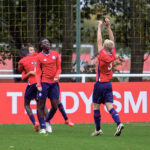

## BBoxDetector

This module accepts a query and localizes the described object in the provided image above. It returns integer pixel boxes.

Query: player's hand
[37,86,42,91]
[54,78,58,81]
[54,75,59,81]
[54,77,59,81]
[29,71,35,75]
[104,18,110,27]
[98,20,103,28]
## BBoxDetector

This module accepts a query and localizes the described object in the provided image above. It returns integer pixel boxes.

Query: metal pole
[76,0,81,78]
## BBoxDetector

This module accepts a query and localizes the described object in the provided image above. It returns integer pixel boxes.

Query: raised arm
[97,20,103,52]
[104,18,114,42]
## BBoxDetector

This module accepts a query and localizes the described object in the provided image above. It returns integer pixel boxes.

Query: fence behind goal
[0,0,150,82]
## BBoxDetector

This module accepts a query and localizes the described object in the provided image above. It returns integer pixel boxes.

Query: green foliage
[81,0,150,53]
[0,0,150,79]
[0,0,75,75]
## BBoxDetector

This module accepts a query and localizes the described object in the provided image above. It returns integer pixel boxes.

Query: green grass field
[0,123,150,150]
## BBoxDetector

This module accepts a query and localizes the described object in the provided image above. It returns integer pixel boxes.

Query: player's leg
[45,98,58,133]
[37,98,46,133]
[36,100,48,120]
[24,84,39,131]
[46,99,58,121]
[105,102,124,136]
[44,105,49,118]
[58,100,74,126]
[45,83,60,133]
[91,103,103,136]
[24,99,36,125]
[37,83,48,134]
[104,82,124,136]
[105,102,121,125]
[91,82,103,136]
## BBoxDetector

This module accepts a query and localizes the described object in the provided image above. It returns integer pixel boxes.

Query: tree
[0,0,75,80]
[0,0,38,81]
[61,0,75,74]
[82,0,150,81]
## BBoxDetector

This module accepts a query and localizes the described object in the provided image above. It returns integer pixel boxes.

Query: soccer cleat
[114,123,124,136]
[46,122,52,133]
[34,122,39,132]
[91,129,103,136]
[39,129,46,134]
[65,120,74,127]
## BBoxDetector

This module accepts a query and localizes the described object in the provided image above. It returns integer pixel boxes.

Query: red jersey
[96,48,115,82]
[36,50,61,87]
[18,53,38,85]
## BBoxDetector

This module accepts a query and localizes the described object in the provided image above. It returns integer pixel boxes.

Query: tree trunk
[13,0,38,82]
[61,0,74,75]
[27,0,38,45]
[129,0,144,82]
[36,0,47,39]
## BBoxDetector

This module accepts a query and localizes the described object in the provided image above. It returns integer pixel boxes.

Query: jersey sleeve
[22,71,28,80]
[35,55,42,87]
[18,59,24,73]
[54,52,61,79]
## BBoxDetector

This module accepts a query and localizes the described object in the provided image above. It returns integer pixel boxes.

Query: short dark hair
[39,38,50,52]
[27,43,36,52]
[19,46,28,58]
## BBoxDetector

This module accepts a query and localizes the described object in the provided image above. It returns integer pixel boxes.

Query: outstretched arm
[97,20,103,52]
[104,18,114,42]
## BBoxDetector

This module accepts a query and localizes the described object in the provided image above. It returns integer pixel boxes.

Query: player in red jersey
[18,44,39,132]
[36,38,74,134]
[91,18,124,136]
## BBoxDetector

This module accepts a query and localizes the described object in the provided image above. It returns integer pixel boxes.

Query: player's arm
[22,71,28,80]
[54,53,61,81]
[97,20,103,52]
[104,18,115,60]
[104,18,114,42]
[35,56,42,90]
[22,71,35,80]
[18,60,24,73]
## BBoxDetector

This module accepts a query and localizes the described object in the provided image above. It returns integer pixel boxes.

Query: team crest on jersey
[52,56,56,60]
[32,61,37,66]
[43,58,47,61]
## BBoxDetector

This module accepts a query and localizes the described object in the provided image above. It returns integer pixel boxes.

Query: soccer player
[36,38,74,134]
[38,38,74,127]
[18,44,39,132]
[91,18,124,136]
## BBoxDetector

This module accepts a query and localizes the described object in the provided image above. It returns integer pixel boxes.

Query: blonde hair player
[91,18,124,136]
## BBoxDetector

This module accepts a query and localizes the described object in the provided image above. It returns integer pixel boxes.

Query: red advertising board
[0,82,150,124]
